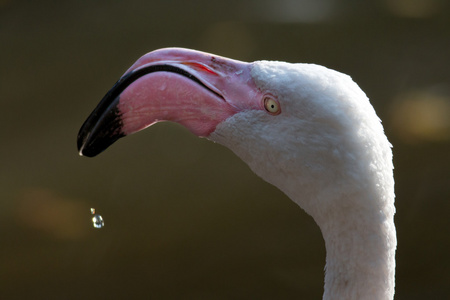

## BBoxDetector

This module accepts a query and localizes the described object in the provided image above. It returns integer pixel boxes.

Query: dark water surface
[1,0,449,299]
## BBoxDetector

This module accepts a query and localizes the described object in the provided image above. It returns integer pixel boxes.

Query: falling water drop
[90,208,104,228]
[92,214,104,228]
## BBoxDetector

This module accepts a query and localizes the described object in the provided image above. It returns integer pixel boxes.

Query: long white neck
[211,114,396,299]
[270,175,396,300]
[315,192,396,300]
[277,141,396,300]
[211,116,396,299]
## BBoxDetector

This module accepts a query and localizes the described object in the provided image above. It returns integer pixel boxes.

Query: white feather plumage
[210,61,396,300]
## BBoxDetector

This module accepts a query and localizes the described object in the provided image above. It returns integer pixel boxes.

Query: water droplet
[90,208,96,215]
[92,214,104,229]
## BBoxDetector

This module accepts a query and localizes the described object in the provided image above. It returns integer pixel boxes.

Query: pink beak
[77,48,264,157]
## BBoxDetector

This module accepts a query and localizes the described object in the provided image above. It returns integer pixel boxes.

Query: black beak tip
[77,67,147,158]
[77,140,96,158]
[77,100,125,158]
[77,127,124,158]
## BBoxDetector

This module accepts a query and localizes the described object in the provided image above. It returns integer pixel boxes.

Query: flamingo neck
[315,194,396,300]
[210,115,396,299]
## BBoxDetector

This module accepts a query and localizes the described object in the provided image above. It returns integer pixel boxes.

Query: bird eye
[264,96,281,115]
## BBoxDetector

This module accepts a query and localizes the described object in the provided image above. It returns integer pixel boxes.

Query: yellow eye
[264,96,281,115]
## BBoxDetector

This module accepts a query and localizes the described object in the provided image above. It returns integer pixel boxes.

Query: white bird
[78,48,396,300]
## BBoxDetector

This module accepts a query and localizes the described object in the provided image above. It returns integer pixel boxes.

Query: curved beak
[77,48,263,157]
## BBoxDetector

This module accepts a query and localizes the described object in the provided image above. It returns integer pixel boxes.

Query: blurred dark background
[1,0,449,299]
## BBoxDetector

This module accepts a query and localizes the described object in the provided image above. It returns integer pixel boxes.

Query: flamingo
[78,48,396,300]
